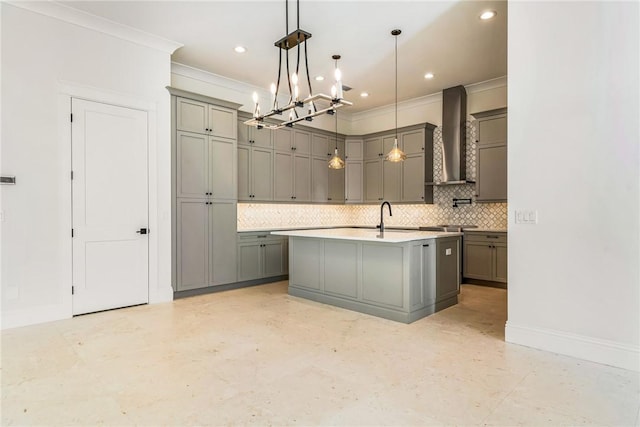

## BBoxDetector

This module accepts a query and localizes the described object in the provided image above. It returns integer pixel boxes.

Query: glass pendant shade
[386,138,406,162]
[328,148,345,169]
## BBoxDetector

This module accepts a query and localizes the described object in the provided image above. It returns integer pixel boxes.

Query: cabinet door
[273,151,294,201]
[364,159,383,202]
[478,115,507,146]
[209,137,236,200]
[273,128,293,152]
[252,148,274,201]
[345,138,363,160]
[383,160,402,202]
[436,238,460,302]
[237,120,251,146]
[176,131,208,198]
[293,130,311,155]
[328,167,345,203]
[252,127,272,148]
[382,135,396,156]
[312,133,330,158]
[237,242,262,281]
[476,144,507,201]
[294,154,311,201]
[463,241,493,280]
[208,105,236,140]
[177,199,209,291]
[237,145,251,201]
[345,161,363,203]
[263,241,285,277]
[402,154,425,202]
[402,129,425,155]
[311,157,329,202]
[176,98,207,134]
[364,137,382,159]
[209,202,237,286]
[493,243,508,283]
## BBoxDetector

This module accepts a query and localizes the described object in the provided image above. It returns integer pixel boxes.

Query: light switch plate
[515,210,538,224]
[445,248,452,255]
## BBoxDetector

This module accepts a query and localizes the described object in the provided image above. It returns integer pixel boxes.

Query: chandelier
[244,0,352,130]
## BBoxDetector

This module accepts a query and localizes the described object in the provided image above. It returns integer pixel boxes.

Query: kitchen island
[271,228,462,323]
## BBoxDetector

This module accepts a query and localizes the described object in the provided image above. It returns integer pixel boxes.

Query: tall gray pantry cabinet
[170,88,242,292]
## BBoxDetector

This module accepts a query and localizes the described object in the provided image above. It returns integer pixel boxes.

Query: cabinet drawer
[237,232,286,243]
[464,232,507,244]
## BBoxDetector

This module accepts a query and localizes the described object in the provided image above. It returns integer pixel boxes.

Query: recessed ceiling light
[315,76,324,81]
[480,10,497,20]
[234,46,247,53]
[360,92,369,98]
[424,72,434,79]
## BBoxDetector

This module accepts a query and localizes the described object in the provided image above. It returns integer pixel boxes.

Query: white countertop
[270,227,461,243]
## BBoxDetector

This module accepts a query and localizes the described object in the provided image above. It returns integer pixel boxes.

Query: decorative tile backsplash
[238,120,507,231]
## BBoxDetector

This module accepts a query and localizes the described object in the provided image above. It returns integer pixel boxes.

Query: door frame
[58,81,164,318]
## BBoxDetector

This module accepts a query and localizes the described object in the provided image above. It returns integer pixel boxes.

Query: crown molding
[6,1,183,54]
[351,75,507,124]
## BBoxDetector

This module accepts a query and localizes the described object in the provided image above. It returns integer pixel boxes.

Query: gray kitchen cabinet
[463,231,507,284]
[402,154,425,202]
[436,237,461,302]
[364,135,395,159]
[177,131,236,200]
[176,97,236,140]
[312,133,330,158]
[237,232,288,281]
[311,157,329,202]
[328,165,345,203]
[364,159,383,202]
[238,145,273,201]
[345,138,363,160]
[177,199,237,291]
[383,160,402,202]
[345,160,363,203]
[293,130,311,155]
[401,129,426,155]
[274,151,311,201]
[273,128,293,152]
[473,108,507,202]
[238,119,272,148]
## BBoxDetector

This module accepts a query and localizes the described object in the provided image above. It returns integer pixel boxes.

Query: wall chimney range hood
[426,85,475,186]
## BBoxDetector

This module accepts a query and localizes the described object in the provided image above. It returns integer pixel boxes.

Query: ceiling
[60,1,507,113]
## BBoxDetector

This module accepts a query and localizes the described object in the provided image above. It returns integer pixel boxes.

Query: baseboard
[505,321,640,372]
[173,275,288,299]
[462,278,507,289]
[1,303,71,330]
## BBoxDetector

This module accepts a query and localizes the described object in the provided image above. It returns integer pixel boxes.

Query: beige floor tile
[2,282,638,426]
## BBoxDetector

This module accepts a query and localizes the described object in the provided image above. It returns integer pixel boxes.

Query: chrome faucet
[379,201,392,234]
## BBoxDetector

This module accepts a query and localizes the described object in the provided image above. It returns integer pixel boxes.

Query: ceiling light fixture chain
[386,29,407,163]
[244,0,352,130]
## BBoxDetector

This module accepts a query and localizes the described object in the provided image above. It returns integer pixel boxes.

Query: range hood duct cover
[439,85,473,185]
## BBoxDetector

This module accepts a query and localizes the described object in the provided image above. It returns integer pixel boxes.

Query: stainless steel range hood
[426,85,475,186]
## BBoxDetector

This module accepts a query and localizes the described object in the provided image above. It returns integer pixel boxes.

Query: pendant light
[328,54,345,169]
[385,29,407,162]
[328,108,345,169]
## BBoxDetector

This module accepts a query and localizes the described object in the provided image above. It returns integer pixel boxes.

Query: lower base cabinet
[237,232,288,281]
[176,200,237,291]
[463,231,507,283]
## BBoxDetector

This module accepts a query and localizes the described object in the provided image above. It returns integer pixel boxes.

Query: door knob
[136,228,148,235]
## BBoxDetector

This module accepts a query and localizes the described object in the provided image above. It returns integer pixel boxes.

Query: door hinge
[71,229,74,237]
[70,113,73,123]
[71,286,75,295]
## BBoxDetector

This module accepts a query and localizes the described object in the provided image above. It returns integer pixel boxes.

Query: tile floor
[2,282,639,426]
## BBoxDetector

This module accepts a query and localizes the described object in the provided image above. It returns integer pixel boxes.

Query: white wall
[1,4,176,328]
[506,1,639,371]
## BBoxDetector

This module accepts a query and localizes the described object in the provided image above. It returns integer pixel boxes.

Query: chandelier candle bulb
[270,83,277,109]
[252,92,260,118]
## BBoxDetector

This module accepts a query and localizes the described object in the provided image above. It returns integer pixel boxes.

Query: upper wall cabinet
[177,97,236,140]
[473,108,507,202]
[238,119,272,148]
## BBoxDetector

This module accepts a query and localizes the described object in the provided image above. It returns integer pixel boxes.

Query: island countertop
[271,227,461,243]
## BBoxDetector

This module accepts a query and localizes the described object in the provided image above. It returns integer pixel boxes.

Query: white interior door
[72,98,149,315]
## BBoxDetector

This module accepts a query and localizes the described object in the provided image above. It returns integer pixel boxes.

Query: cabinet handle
[257,235,267,238]
[422,244,429,247]
[486,236,499,239]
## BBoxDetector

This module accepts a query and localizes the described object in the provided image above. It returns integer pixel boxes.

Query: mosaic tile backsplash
[238,120,507,231]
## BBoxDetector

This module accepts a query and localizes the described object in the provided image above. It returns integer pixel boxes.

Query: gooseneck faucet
[379,201,392,234]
